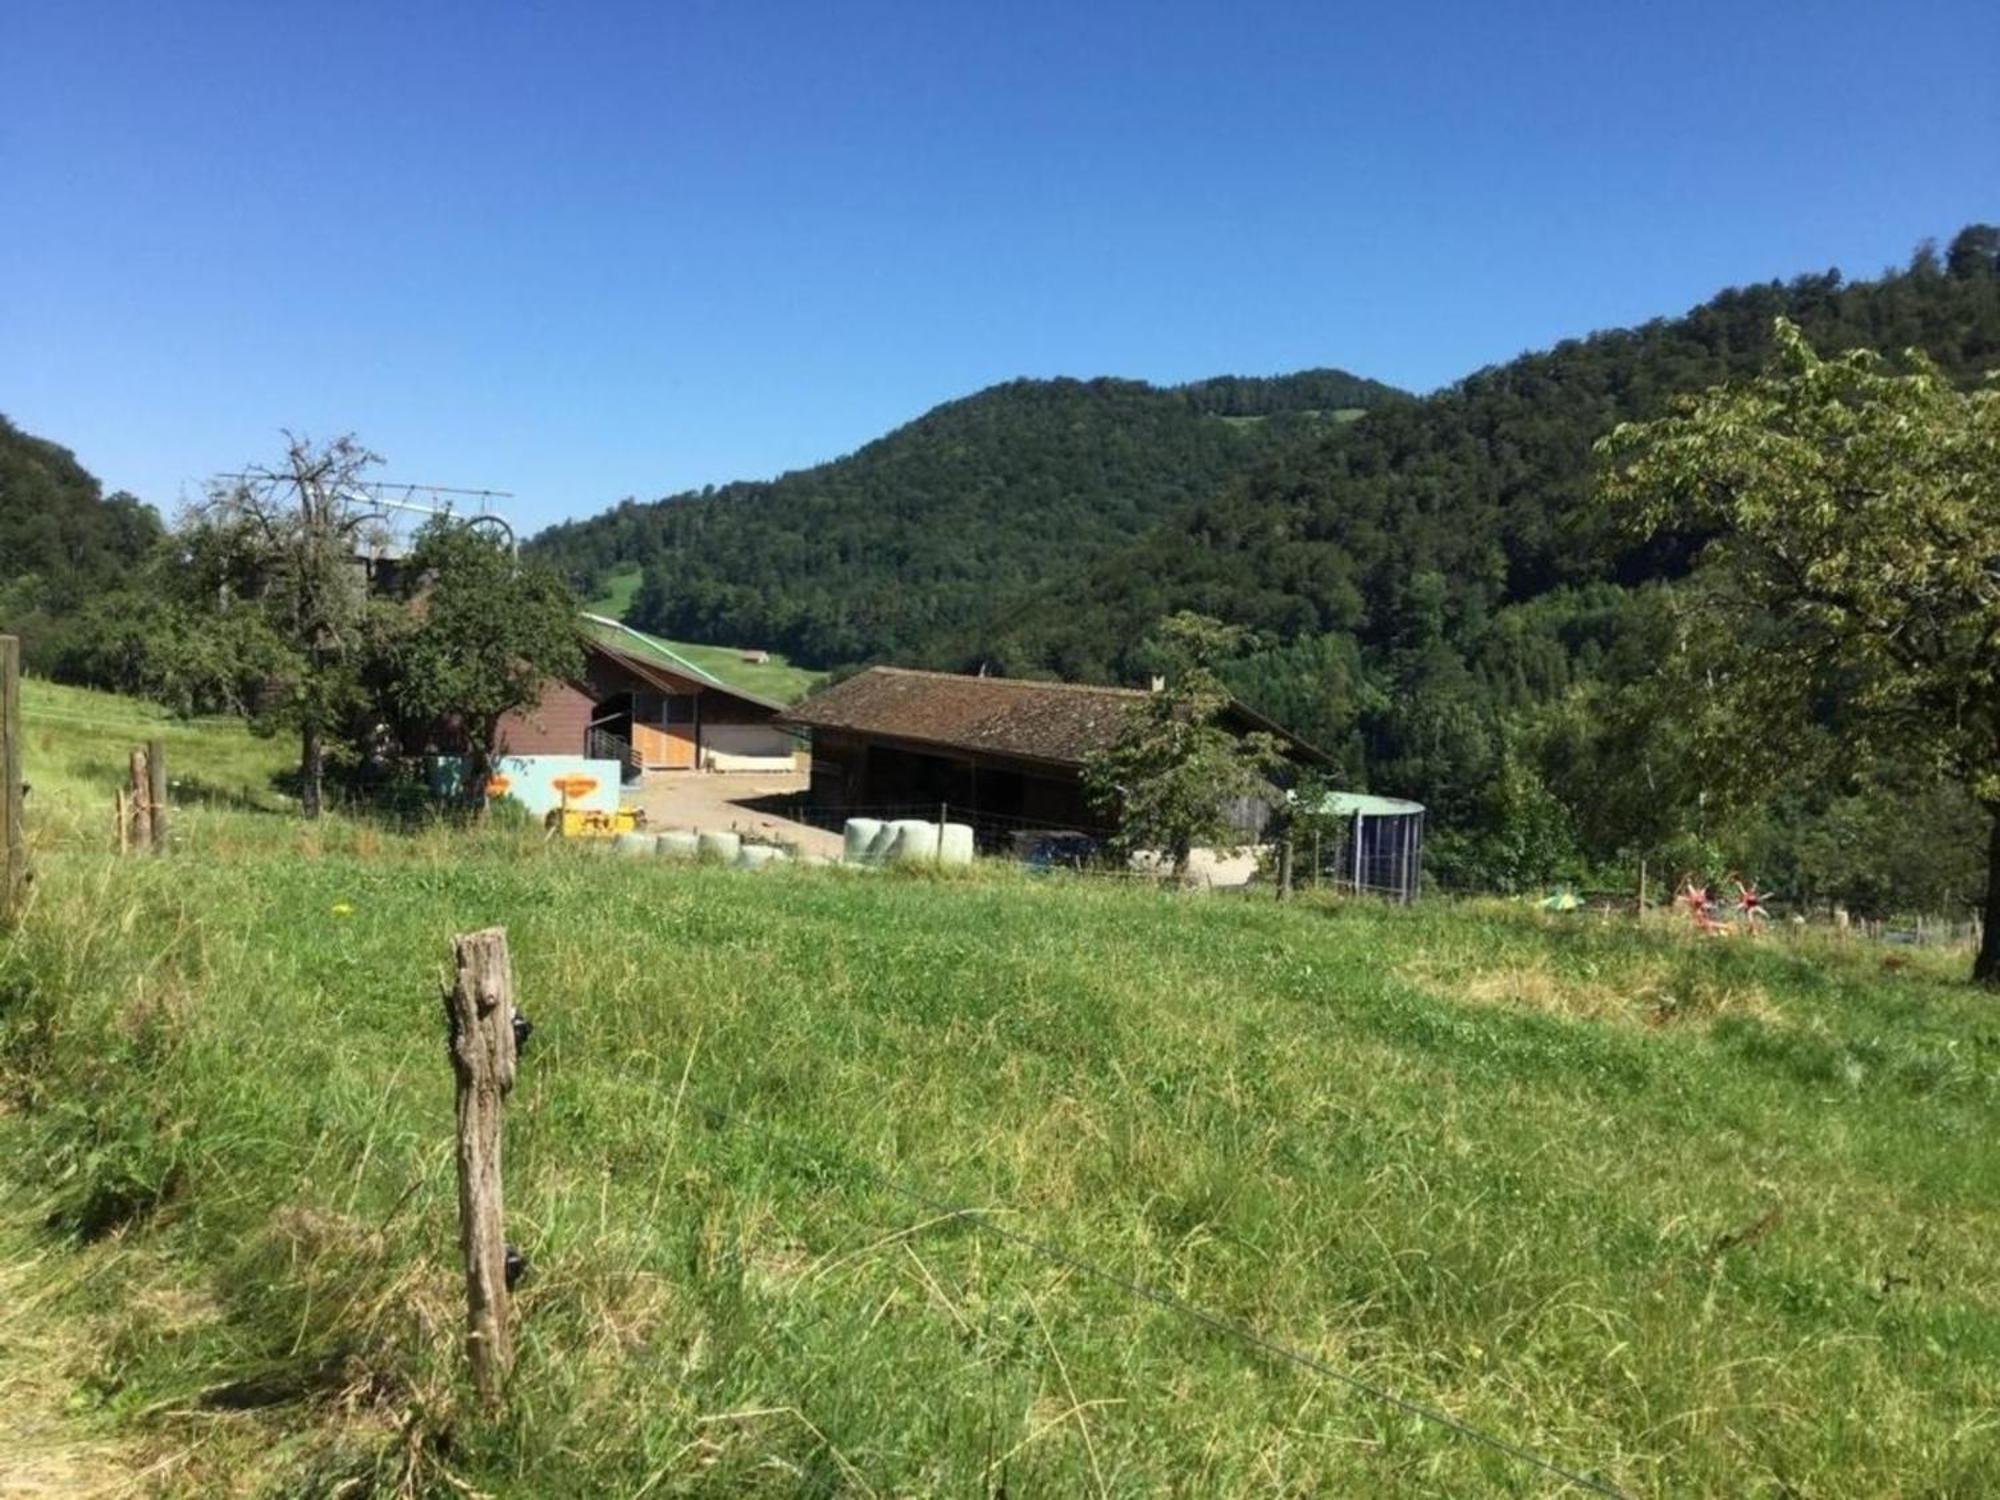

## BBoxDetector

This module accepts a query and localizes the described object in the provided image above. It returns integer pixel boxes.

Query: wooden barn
[777,666,1327,839]
[498,621,796,775]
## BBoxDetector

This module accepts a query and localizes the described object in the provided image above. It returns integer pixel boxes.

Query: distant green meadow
[2,684,1995,1496]
[588,566,823,703]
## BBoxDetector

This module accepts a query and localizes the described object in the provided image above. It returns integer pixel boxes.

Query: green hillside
[585,561,645,618]
[583,611,824,704]
[989,237,2000,688]
[527,368,1406,668]
[1,682,1995,1495]
[0,415,162,676]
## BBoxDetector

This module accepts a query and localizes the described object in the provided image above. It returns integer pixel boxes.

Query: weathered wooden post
[447,927,520,1408]
[1276,837,1293,901]
[1,636,23,925]
[126,746,152,852]
[146,737,168,852]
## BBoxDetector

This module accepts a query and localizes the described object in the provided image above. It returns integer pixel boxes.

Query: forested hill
[0,414,162,672]
[525,368,1405,663]
[982,229,2000,688]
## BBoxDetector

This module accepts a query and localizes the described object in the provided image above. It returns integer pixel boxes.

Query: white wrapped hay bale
[613,832,654,857]
[939,822,975,866]
[887,819,941,863]
[843,818,883,863]
[655,831,700,860]
[698,830,742,863]
[737,844,777,870]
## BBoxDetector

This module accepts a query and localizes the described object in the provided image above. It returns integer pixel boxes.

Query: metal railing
[584,726,643,781]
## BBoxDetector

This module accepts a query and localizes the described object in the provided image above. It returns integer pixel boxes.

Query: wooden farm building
[498,622,796,774]
[777,666,1327,838]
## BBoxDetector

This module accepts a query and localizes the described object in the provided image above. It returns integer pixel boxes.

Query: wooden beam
[147,737,169,852]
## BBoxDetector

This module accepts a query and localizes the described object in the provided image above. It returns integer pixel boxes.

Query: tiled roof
[778,666,1326,768]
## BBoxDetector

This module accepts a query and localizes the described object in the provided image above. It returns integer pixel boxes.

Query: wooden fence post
[1,636,23,926]
[1276,837,1293,901]
[147,737,168,853]
[126,747,152,853]
[447,927,519,1408]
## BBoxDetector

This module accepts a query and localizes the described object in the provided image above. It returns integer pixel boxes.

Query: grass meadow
[2,681,1996,1496]
[586,565,823,703]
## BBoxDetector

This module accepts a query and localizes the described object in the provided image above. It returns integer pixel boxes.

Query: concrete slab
[621,769,845,859]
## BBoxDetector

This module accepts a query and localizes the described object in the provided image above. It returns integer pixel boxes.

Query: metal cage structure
[1316,792,1426,903]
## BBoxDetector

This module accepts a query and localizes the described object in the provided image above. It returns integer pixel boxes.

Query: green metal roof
[1319,791,1426,817]
[579,613,726,687]
[577,612,795,713]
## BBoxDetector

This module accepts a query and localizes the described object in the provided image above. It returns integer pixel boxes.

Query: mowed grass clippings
[0,683,1996,1496]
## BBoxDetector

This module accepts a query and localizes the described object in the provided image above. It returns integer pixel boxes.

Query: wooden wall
[496,679,594,756]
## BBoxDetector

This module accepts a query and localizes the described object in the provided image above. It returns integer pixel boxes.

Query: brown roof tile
[778,666,1326,768]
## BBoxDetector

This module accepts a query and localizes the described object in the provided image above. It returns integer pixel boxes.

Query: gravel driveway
[620,769,846,858]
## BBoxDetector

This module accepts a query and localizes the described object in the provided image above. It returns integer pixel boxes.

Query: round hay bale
[843,818,883,863]
[698,830,742,863]
[655,831,700,860]
[888,819,941,863]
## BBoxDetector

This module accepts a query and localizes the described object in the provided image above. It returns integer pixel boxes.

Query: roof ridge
[862,665,1149,698]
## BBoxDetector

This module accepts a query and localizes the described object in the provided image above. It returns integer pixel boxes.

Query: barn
[497,617,797,776]
[776,666,1329,846]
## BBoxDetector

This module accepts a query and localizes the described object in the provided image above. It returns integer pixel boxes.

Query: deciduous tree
[390,520,582,798]
[1598,319,2000,982]
[1085,613,1286,877]
[190,434,388,817]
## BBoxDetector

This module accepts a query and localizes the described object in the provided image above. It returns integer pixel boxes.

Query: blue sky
[4,0,1994,534]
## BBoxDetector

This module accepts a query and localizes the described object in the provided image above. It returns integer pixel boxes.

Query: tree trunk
[301,724,324,820]
[1977,806,2000,987]
[470,738,493,824]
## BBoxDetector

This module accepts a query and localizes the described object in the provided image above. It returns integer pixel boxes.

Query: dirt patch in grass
[0,1225,169,1497]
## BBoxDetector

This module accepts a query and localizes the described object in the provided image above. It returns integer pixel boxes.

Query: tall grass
[2,684,1996,1495]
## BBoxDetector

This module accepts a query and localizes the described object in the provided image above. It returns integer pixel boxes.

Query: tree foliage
[1084,613,1287,875]
[388,520,583,787]
[527,371,1404,667]
[0,414,162,672]
[180,435,391,817]
[1598,318,2000,979]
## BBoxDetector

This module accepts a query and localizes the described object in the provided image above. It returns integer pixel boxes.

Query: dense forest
[527,369,1404,663]
[532,226,2000,908]
[0,414,162,674]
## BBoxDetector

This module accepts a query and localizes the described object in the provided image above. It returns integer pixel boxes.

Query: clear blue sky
[5,0,1994,534]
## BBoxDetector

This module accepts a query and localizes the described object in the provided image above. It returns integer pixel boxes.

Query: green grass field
[587,566,823,703]
[587,562,646,619]
[2,683,1996,1496]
